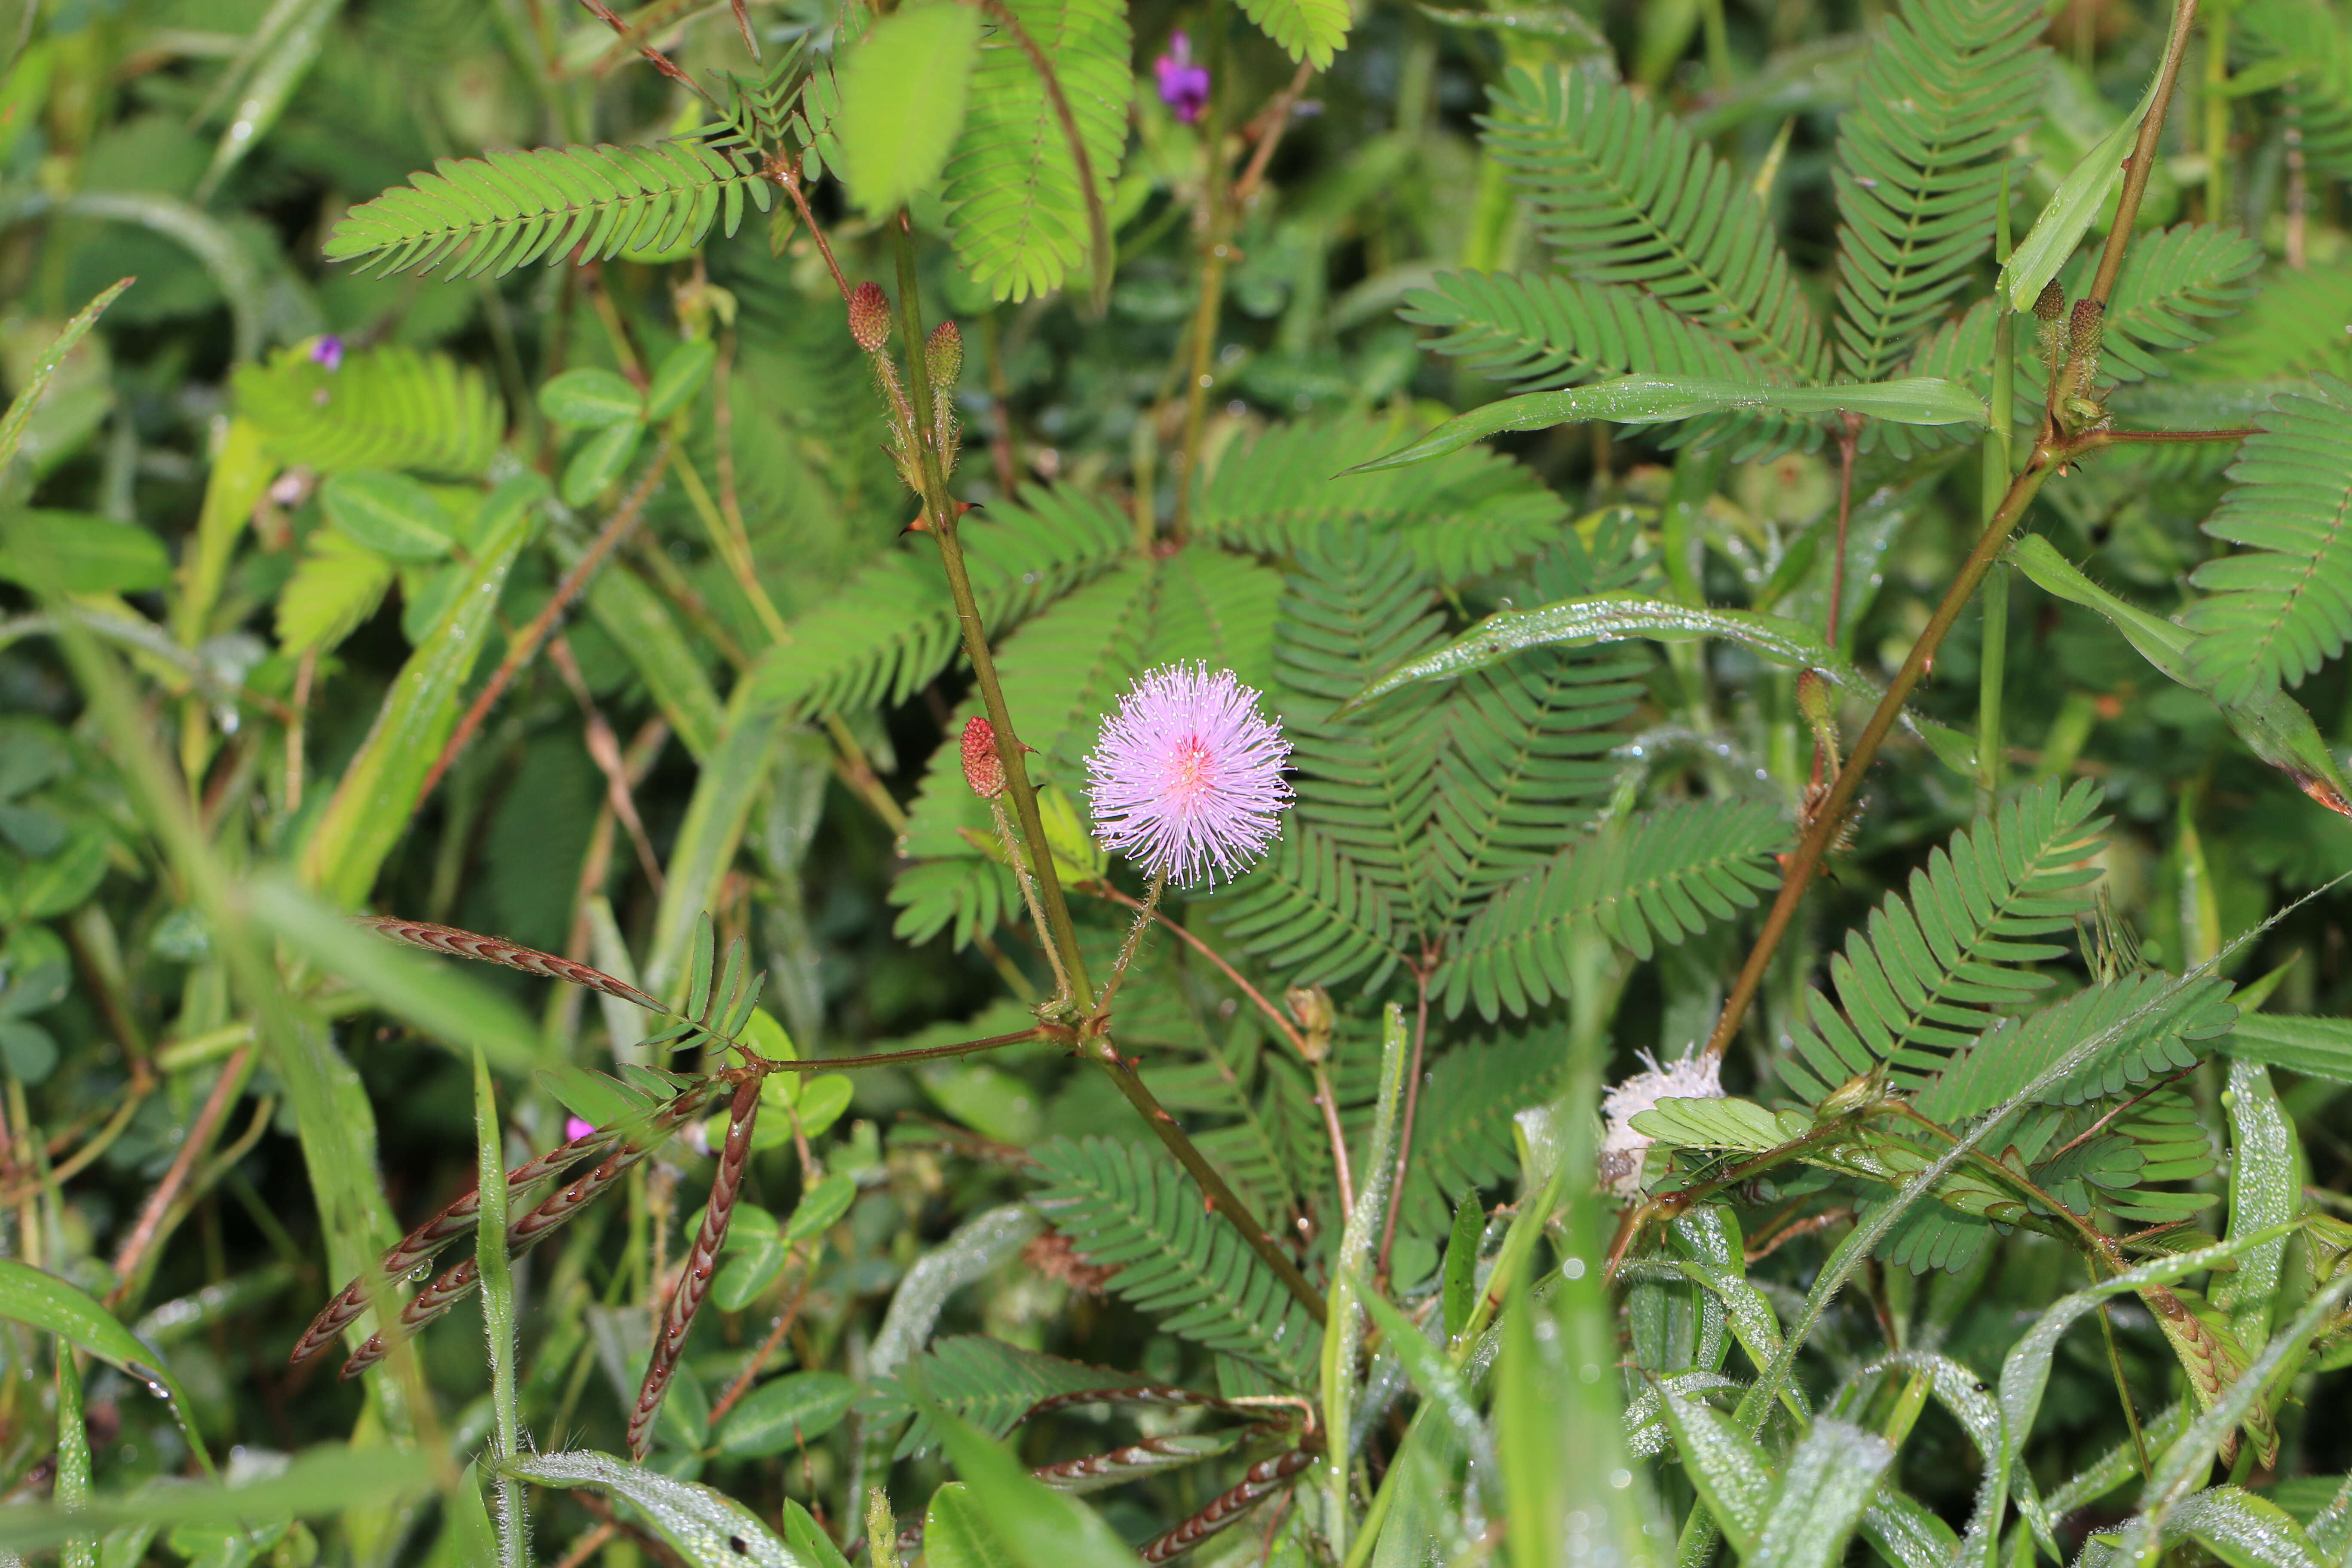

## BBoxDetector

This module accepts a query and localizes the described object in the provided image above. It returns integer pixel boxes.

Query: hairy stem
[890,223,1096,1009]
[2088,0,2201,310]
[1375,972,1430,1280]
[1704,446,2062,1060]
[1093,883,1306,1055]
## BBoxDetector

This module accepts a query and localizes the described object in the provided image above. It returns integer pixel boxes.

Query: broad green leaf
[1363,1290,1496,1484]
[784,1171,858,1241]
[927,1484,1019,1568]
[276,531,395,656]
[321,471,453,562]
[714,1372,861,1457]
[1658,1383,1773,1553]
[2226,1015,2352,1081]
[2000,70,2164,311]
[503,1451,800,1567]
[299,473,543,904]
[11,824,111,921]
[837,5,984,215]
[0,279,130,475]
[0,511,170,593]
[642,683,793,998]
[1752,1422,1896,1568]
[246,876,540,1075]
[922,1399,1139,1567]
[1347,376,1986,473]
[782,1503,852,1568]
[560,420,646,506]
[1863,1491,1964,1568]
[646,340,716,421]
[0,1262,214,1480]
[2168,1488,2328,1568]
[2215,1060,2298,1346]
[1441,1195,1483,1344]
[583,564,723,762]
[0,1446,429,1553]
[539,368,644,429]
[2009,535,2352,812]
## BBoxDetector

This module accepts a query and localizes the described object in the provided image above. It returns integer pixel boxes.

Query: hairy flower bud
[961,715,1005,798]
[926,320,964,389]
[1284,985,1335,1063]
[848,282,891,353]
[2066,297,2105,363]
[2032,278,2065,326]
[1795,668,1833,732]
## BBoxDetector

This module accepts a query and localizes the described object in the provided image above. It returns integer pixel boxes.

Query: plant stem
[1704,445,2061,1060]
[1092,883,1305,1053]
[1094,873,1166,1022]
[2204,9,2230,223]
[1170,0,1231,545]
[1375,972,1430,1279]
[889,224,1096,1010]
[1978,562,2009,807]
[1088,1038,1329,1323]
[992,801,1075,1003]
[2088,0,2202,311]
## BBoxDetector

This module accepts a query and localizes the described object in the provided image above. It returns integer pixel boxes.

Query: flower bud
[848,282,891,353]
[961,715,1005,798]
[1795,668,1833,731]
[1285,984,1335,1063]
[925,320,963,389]
[2066,297,2105,363]
[2032,279,2065,326]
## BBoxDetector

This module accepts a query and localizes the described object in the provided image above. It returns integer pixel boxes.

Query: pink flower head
[1154,32,1210,124]
[1087,663,1291,887]
[309,334,344,372]
[564,1115,597,1143]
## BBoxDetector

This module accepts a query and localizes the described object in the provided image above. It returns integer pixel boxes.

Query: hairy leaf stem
[889,223,1096,1009]
[1703,444,2060,1060]
[885,223,1324,1324]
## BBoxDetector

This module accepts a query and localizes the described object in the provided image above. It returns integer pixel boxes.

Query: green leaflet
[2225,1014,2352,1081]
[943,0,1131,302]
[1999,65,2163,310]
[0,279,129,476]
[297,474,542,905]
[2009,533,2352,812]
[1237,0,1351,67]
[502,1451,798,1567]
[324,141,771,279]
[920,1403,1138,1568]
[1349,588,1977,771]
[2214,1059,2298,1347]
[0,1262,212,1482]
[836,5,984,214]
[0,1446,429,1554]
[1345,376,1986,473]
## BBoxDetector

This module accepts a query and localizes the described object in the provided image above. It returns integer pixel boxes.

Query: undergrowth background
[4,0,2352,1563]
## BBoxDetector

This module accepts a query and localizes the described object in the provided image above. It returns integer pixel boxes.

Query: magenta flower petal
[564,1115,597,1143]
[1086,663,1291,887]
[309,334,344,372]
[1154,31,1210,123]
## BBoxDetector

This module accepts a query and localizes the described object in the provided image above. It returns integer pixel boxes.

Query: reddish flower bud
[962,715,1005,798]
[1796,668,1832,730]
[848,282,891,353]
[2032,278,2065,326]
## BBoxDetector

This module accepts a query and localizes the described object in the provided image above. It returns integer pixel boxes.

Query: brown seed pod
[1138,1447,1314,1562]
[627,1075,760,1458]
[357,916,665,1014]
[291,1119,625,1367]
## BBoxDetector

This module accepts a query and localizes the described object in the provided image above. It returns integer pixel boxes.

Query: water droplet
[1609,1469,1632,1489]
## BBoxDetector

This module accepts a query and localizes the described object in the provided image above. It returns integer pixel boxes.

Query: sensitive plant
[2,0,2352,1565]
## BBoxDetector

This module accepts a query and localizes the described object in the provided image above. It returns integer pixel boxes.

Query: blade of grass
[473,1053,528,1568]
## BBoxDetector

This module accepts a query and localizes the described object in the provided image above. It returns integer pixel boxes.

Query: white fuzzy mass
[1599,1047,1724,1197]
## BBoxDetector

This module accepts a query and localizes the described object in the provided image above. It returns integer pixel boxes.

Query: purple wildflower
[309,334,344,372]
[1086,663,1291,887]
[1154,31,1210,124]
[565,1115,597,1143]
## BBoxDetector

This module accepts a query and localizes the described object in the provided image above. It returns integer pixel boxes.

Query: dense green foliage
[5,0,2352,1565]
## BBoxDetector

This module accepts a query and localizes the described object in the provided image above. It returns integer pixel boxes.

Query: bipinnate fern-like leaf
[1830,0,2047,382]
[1235,0,1351,68]
[863,1336,1146,1459]
[2185,378,2352,704]
[1917,973,2239,1122]
[1211,821,1409,989]
[276,533,394,656]
[232,344,504,476]
[943,0,1133,301]
[1776,781,2107,1106]
[700,36,842,180]
[1396,1025,1572,1237]
[1190,416,1570,581]
[1030,1137,1315,1383]
[323,140,772,280]
[1482,65,1828,386]
[2236,0,2352,177]
[1396,270,1813,457]
[2095,224,2266,381]
[746,485,1129,722]
[1439,801,1789,1021]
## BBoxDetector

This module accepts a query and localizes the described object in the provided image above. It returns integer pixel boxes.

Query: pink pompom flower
[1154,32,1210,124]
[1086,664,1291,888]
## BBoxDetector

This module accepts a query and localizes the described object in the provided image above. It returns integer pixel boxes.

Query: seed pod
[1139,1447,1315,1562]
[925,319,963,389]
[848,282,891,353]
[628,1076,760,1458]
[961,716,1005,798]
